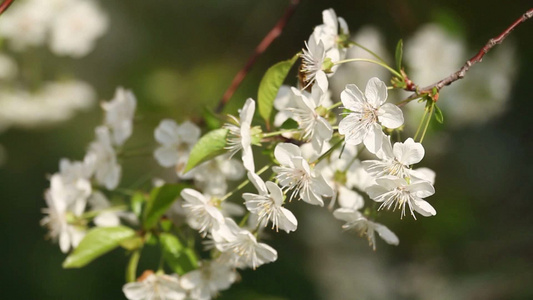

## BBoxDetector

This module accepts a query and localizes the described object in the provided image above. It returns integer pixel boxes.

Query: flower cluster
[41,87,136,253]
[40,7,448,300]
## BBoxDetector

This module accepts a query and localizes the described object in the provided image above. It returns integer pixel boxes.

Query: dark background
[1,0,532,299]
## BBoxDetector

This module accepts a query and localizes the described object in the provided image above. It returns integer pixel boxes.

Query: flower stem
[414,107,428,141]
[80,205,128,219]
[334,58,402,78]
[347,41,388,64]
[327,101,343,111]
[312,139,344,165]
[126,249,142,283]
[419,103,434,143]
[220,164,270,201]
[261,129,298,138]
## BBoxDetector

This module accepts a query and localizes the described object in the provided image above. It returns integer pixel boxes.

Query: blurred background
[1,0,532,299]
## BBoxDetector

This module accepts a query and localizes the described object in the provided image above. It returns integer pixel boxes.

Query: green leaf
[160,233,198,275]
[434,105,444,124]
[395,39,403,71]
[184,128,228,173]
[131,192,146,217]
[143,184,186,230]
[63,226,136,268]
[202,106,222,130]
[258,54,299,124]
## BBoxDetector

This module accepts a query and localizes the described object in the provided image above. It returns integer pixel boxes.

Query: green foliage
[184,128,229,173]
[143,184,186,230]
[257,54,299,125]
[160,233,198,275]
[395,39,403,71]
[203,106,223,130]
[434,105,444,124]
[131,192,146,218]
[62,226,136,268]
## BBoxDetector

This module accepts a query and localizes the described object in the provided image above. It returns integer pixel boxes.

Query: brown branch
[0,0,14,16]
[401,8,533,105]
[215,0,300,113]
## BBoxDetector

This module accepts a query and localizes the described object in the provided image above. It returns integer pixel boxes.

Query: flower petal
[365,77,388,107]
[378,103,404,129]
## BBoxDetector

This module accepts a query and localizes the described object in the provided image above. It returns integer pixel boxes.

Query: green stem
[239,212,250,227]
[327,101,343,111]
[334,58,402,78]
[312,139,344,165]
[347,41,388,64]
[419,103,434,143]
[413,107,428,141]
[126,249,142,283]
[220,164,271,201]
[261,129,299,138]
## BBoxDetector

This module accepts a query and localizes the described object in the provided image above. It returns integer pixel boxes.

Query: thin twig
[0,0,14,16]
[215,0,300,113]
[401,8,533,104]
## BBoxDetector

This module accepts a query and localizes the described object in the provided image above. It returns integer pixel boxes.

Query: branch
[401,8,533,104]
[215,0,300,113]
[0,0,14,16]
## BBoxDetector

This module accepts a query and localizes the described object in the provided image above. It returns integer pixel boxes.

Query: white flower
[122,272,186,300]
[300,34,330,88]
[193,155,244,196]
[273,85,297,127]
[333,208,398,250]
[180,260,237,300]
[41,188,86,253]
[0,0,49,50]
[40,80,96,112]
[49,0,108,57]
[315,146,364,209]
[363,137,425,179]
[212,218,277,270]
[338,77,404,154]
[101,87,137,146]
[181,188,225,237]
[272,143,333,206]
[367,177,436,219]
[225,98,256,172]
[87,126,121,190]
[312,8,349,61]
[289,79,333,153]
[154,119,201,178]
[243,172,297,233]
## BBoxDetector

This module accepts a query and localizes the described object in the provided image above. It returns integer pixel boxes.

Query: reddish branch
[402,8,533,104]
[215,0,300,113]
[0,0,14,16]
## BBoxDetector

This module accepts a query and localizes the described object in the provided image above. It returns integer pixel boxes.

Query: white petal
[378,103,404,129]
[154,119,180,145]
[393,138,425,165]
[407,181,435,198]
[176,121,201,145]
[413,199,436,216]
[374,223,399,245]
[340,84,365,111]
[240,98,255,125]
[333,207,361,223]
[181,188,206,204]
[278,207,298,233]
[363,123,384,154]
[154,146,179,167]
[122,282,149,300]
[274,143,301,166]
[338,186,364,210]
[94,212,120,227]
[365,77,388,107]
[247,171,267,195]
[314,71,329,94]
[265,181,284,206]
[242,145,255,173]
